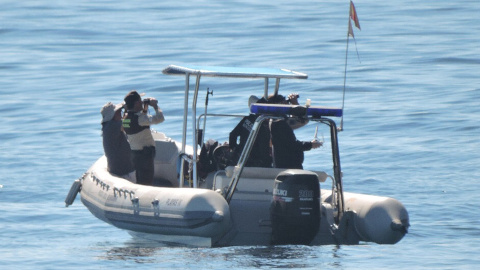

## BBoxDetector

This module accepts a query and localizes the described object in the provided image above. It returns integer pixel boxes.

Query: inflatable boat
[66,65,409,247]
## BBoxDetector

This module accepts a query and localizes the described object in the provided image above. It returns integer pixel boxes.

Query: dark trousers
[132,146,156,185]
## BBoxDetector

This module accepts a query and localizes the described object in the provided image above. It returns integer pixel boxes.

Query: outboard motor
[270,170,320,245]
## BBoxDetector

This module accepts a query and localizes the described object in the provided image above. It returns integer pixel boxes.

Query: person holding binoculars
[123,90,165,185]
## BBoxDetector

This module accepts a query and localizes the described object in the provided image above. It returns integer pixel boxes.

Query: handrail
[196,113,245,132]
[223,116,345,224]
[225,115,282,203]
[315,118,344,224]
[193,113,246,188]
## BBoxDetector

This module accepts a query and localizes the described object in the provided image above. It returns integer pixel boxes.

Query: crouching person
[122,90,165,186]
[101,102,136,183]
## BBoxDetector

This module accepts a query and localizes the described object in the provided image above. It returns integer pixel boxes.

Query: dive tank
[270,170,320,245]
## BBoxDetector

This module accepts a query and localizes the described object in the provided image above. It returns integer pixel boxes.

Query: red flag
[350,1,361,30]
[348,19,354,37]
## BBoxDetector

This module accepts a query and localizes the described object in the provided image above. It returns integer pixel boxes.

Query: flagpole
[340,13,351,132]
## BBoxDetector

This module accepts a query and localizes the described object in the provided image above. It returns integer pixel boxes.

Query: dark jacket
[102,120,135,175]
[270,118,312,169]
[229,114,272,167]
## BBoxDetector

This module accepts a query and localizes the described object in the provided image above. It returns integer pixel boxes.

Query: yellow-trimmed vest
[122,112,149,135]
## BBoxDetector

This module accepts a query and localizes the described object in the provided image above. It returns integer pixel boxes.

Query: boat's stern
[320,191,410,245]
[343,193,409,244]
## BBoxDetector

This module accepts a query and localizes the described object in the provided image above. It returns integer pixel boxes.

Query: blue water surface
[1,0,479,269]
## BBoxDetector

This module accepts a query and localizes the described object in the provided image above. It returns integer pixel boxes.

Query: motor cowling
[270,170,320,245]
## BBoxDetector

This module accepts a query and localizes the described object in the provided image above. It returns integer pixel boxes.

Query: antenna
[199,88,213,149]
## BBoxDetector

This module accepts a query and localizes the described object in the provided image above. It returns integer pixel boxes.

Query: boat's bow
[75,156,232,247]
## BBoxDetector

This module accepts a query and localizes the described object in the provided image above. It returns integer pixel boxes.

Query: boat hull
[71,134,409,247]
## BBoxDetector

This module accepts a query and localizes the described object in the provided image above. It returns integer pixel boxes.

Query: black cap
[124,90,141,109]
[267,94,285,104]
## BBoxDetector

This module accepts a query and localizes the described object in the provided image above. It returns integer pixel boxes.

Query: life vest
[122,111,149,135]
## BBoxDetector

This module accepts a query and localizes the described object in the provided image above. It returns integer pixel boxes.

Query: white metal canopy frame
[161,64,345,223]
[162,65,308,186]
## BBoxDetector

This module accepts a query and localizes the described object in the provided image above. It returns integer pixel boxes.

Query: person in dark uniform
[122,90,165,185]
[229,96,272,167]
[268,94,322,169]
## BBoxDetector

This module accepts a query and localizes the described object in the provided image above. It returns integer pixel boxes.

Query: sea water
[1,0,479,269]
